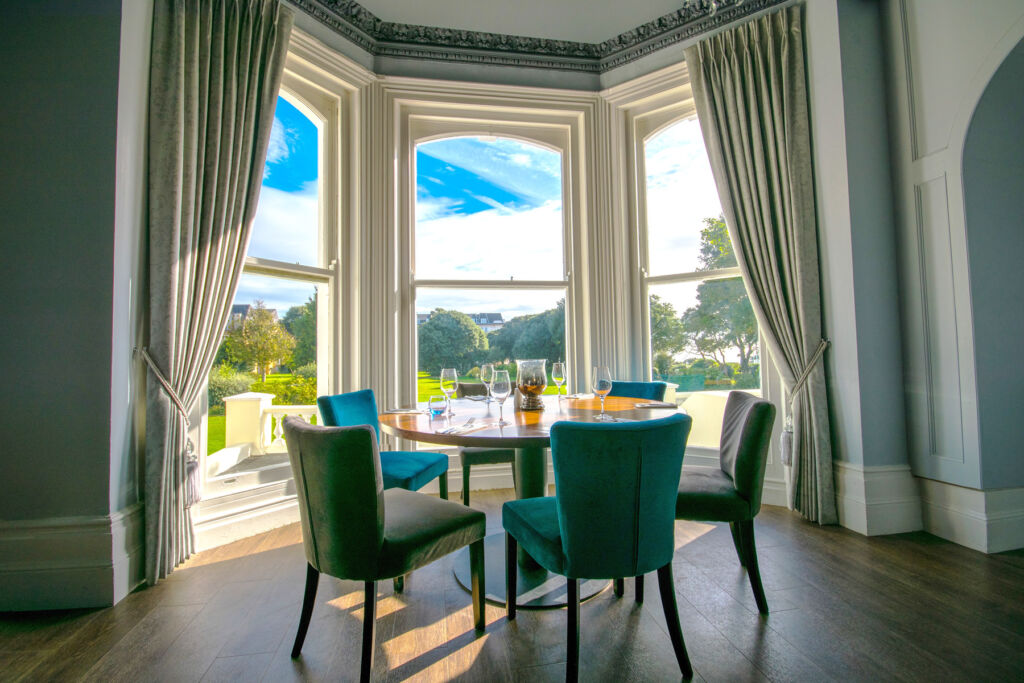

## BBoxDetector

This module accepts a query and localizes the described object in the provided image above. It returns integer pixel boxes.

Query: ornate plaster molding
[290,0,789,74]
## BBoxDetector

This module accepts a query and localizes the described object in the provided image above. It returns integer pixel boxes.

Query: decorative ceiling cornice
[290,0,790,74]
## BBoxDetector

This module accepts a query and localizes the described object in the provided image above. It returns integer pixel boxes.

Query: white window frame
[395,97,588,406]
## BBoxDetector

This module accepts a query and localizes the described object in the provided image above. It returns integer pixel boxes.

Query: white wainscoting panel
[918,477,1024,554]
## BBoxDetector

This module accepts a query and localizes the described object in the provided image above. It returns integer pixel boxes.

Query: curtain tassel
[781,338,830,466]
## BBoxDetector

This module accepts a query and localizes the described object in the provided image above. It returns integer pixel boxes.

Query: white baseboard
[0,503,145,610]
[917,478,1024,553]
[833,462,923,536]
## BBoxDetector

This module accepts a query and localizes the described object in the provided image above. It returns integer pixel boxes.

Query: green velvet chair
[608,379,668,601]
[283,417,486,683]
[455,382,515,506]
[675,391,776,614]
[318,389,449,498]
[609,379,668,401]
[503,413,694,682]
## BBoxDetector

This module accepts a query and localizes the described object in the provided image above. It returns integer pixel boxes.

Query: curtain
[684,6,837,523]
[145,0,293,583]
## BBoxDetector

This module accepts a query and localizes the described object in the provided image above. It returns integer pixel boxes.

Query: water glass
[592,366,613,420]
[428,395,447,417]
[440,368,458,416]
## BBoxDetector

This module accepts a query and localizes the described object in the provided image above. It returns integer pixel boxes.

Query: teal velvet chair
[503,413,694,682]
[283,417,486,683]
[609,379,668,401]
[676,391,776,614]
[318,389,449,498]
[608,378,668,601]
[455,382,515,506]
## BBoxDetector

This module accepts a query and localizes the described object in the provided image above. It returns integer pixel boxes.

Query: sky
[236,96,726,326]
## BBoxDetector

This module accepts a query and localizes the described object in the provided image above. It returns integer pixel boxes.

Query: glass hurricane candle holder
[516,359,548,411]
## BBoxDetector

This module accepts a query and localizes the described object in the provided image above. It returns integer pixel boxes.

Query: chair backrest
[549,413,692,580]
[718,391,777,511]
[609,380,668,401]
[456,382,487,398]
[317,389,381,441]
[283,417,385,580]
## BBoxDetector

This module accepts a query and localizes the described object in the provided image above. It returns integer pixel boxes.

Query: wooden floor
[2,489,1023,682]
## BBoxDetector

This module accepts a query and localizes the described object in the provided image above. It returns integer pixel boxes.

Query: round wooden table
[379,393,682,608]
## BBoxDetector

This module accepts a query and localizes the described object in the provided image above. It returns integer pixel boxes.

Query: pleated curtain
[145,0,293,583]
[684,6,838,523]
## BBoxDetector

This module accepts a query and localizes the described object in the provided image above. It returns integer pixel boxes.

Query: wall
[962,38,1024,490]
[0,1,120,521]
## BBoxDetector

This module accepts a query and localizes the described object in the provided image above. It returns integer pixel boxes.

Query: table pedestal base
[452,533,609,609]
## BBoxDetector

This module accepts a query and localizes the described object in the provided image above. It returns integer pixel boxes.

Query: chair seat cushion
[676,468,752,522]
[380,450,448,492]
[459,446,516,466]
[377,488,486,578]
[502,497,566,575]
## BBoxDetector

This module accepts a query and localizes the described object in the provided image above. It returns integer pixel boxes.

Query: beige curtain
[684,6,837,523]
[145,0,293,583]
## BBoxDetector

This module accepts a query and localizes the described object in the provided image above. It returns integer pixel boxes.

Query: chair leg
[462,464,472,506]
[290,563,319,658]
[657,563,693,680]
[635,575,644,603]
[567,578,580,683]
[505,533,517,620]
[738,519,769,614]
[393,575,405,593]
[729,521,746,567]
[613,578,624,598]
[470,538,486,631]
[360,581,376,683]
[438,471,448,500]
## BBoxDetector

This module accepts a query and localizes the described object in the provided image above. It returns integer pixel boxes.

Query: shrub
[293,363,317,379]
[208,364,253,408]
[250,376,317,406]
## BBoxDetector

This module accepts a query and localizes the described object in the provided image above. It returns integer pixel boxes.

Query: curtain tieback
[136,347,201,507]
[781,338,830,466]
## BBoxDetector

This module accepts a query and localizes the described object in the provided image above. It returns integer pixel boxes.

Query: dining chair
[675,391,776,614]
[608,378,668,601]
[503,413,694,682]
[609,379,668,402]
[283,417,486,683]
[318,389,451,592]
[455,382,515,506]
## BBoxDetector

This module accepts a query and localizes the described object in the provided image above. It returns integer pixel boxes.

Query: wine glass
[480,363,495,402]
[592,366,613,421]
[552,361,566,399]
[440,368,458,416]
[491,369,512,426]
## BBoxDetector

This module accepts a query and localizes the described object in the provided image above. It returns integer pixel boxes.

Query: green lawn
[208,414,225,453]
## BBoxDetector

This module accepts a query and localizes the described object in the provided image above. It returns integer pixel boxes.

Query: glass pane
[248,95,320,266]
[644,118,729,276]
[415,137,563,280]
[415,288,566,401]
[208,274,321,453]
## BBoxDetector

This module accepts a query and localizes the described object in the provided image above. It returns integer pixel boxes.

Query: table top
[378,394,682,448]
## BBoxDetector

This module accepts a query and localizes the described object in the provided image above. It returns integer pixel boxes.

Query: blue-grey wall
[0,1,122,519]
[837,0,908,468]
[963,38,1024,490]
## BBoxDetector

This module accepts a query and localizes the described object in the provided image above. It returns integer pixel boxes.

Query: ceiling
[355,0,685,44]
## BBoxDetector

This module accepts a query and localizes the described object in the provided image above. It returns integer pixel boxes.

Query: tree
[511,300,565,363]
[282,295,316,368]
[680,216,758,374]
[649,294,686,358]
[418,308,488,375]
[487,315,531,363]
[223,300,296,381]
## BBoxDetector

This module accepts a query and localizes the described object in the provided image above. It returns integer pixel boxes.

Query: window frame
[396,100,587,405]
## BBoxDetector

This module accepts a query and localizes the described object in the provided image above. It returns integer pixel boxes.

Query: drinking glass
[428,395,447,417]
[491,369,512,426]
[515,359,547,410]
[552,362,566,399]
[592,366,613,421]
[480,363,495,402]
[440,368,458,416]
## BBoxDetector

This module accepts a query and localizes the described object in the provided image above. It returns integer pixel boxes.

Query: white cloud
[248,181,319,265]
[265,117,289,165]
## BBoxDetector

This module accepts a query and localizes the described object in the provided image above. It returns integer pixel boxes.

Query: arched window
[411,134,570,399]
